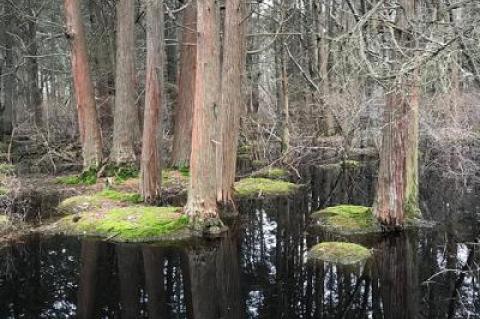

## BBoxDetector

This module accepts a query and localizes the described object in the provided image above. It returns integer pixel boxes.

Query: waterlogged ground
[0,165,479,319]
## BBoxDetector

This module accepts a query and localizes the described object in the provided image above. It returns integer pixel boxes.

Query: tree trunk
[217,0,247,204]
[64,0,103,168]
[112,0,139,165]
[0,2,12,137]
[280,45,290,154]
[25,15,42,127]
[185,0,222,229]
[140,0,165,202]
[171,0,197,168]
[373,0,420,227]
[3,4,15,136]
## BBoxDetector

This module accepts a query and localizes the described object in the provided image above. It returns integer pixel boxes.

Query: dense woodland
[0,0,480,232]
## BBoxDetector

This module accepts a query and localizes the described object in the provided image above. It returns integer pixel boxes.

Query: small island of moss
[234,177,300,198]
[311,205,382,235]
[308,242,372,265]
[58,206,189,242]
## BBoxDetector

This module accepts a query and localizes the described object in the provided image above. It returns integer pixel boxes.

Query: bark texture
[171,0,197,168]
[140,0,165,202]
[217,0,247,203]
[374,0,420,227]
[112,0,139,165]
[64,0,103,168]
[185,0,221,227]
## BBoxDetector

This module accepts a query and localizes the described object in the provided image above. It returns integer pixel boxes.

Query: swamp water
[0,165,479,319]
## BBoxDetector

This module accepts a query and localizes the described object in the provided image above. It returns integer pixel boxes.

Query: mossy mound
[60,206,188,242]
[0,187,7,196]
[312,205,382,235]
[234,177,300,198]
[57,195,105,214]
[308,242,372,265]
[251,167,289,180]
[98,189,142,203]
[57,189,142,215]
[55,168,97,185]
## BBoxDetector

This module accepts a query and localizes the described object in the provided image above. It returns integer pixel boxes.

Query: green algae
[312,205,382,235]
[234,177,300,198]
[308,242,372,265]
[62,206,189,242]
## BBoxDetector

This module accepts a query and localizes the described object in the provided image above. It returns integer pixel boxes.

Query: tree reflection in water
[0,167,479,318]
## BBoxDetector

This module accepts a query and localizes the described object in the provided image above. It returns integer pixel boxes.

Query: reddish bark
[64,0,103,168]
[217,0,247,204]
[185,0,221,227]
[140,0,165,202]
[171,1,197,168]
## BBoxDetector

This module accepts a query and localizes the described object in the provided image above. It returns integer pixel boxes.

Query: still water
[0,165,479,319]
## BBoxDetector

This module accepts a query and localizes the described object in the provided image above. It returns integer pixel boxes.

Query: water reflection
[0,168,478,318]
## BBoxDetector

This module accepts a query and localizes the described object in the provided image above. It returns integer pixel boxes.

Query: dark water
[1,165,479,319]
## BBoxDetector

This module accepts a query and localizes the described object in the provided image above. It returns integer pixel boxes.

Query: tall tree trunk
[0,2,12,137]
[64,0,103,168]
[217,0,247,204]
[3,3,15,136]
[280,45,290,154]
[374,0,420,227]
[112,0,139,165]
[171,0,197,168]
[25,14,42,127]
[140,0,165,202]
[88,0,115,138]
[185,0,222,229]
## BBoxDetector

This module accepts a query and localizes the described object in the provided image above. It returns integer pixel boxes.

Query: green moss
[0,187,8,195]
[251,167,289,180]
[0,164,14,175]
[238,145,253,154]
[57,195,104,214]
[341,160,361,168]
[58,189,143,214]
[67,206,188,241]
[234,177,300,198]
[56,168,97,185]
[312,205,382,235]
[98,189,142,203]
[178,166,190,177]
[308,242,372,265]
[103,165,139,183]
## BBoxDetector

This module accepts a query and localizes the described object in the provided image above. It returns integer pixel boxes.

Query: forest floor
[0,166,301,245]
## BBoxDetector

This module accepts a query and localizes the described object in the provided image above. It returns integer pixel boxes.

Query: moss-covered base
[234,177,301,199]
[57,206,190,242]
[308,241,372,265]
